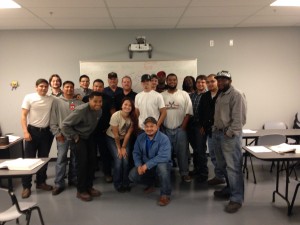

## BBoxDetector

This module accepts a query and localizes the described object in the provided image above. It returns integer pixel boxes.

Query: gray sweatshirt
[214,85,247,137]
[61,103,102,140]
[50,96,83,137]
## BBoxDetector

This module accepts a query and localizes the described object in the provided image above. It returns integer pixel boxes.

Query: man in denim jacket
[129,117,172,206]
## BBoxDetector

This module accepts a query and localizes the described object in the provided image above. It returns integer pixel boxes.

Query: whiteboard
[80,59,197,92]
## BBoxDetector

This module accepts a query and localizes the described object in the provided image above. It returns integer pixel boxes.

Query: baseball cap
[108,72,118,79]
[141,74,151,82]
[216,70,232,80]
[143,116,158,125]
[157,71,166,77]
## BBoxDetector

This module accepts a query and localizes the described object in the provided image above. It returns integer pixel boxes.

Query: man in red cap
[156,71,168,93]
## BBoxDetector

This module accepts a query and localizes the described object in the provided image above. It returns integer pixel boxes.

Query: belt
[28,124,49,132]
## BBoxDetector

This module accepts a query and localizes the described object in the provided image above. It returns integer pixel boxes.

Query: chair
[263,121,296,144]
[0,188,45,225]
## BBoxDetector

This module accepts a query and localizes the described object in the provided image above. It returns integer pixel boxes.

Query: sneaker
[182,175,192,183]
[52,187,65,196]
[214,189,230,199]
[144,185,156,194]
[158,195,170,206]
[21,188,31,199]
[208,177,225,186]
[76,192,92,202]
[225,201,242,213]
[88,187,102,197]
[36,183,53,191]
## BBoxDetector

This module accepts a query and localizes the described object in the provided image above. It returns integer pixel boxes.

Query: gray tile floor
[1,158,300,225]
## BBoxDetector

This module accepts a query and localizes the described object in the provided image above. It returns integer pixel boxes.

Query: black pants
[187,123,208,178]
[75,136,97,193]
[22,125,53,189]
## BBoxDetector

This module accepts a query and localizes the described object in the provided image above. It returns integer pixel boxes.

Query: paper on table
[269,143,296,154]
[247,146,272,153]
[6,135,20,142]
[0,158,44,170]
[243,129,257,134]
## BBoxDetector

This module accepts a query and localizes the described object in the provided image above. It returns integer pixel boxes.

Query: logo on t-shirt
[165,101,179,110]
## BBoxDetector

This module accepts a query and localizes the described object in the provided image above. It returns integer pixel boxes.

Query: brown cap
[143,116,157,125]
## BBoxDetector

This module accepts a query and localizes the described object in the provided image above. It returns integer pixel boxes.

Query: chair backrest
[263,121,288,130]
[293,112,300,129]
[257,134,286,146]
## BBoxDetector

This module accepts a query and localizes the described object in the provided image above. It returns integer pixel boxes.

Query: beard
[168,84,177,90]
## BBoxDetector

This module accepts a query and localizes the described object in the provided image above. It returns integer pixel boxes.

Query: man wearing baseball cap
[103,72,123,99]
[135,74,166,130]
[129,117,172,206]
[156,71,168,93]
[212,70,247,213]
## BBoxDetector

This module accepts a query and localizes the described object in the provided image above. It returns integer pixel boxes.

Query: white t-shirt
[135,90,165,129]
[21,93,54,128]
[106,111,132,140]
[161,89,193,129]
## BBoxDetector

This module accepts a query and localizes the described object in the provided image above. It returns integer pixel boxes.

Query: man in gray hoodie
[50,81,83,195]
[62,91,103,202]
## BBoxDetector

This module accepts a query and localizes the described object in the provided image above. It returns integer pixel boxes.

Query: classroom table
[242,129,300,183]
[243,146,300,216]
[0,136,24,159]
[0,158,51,191]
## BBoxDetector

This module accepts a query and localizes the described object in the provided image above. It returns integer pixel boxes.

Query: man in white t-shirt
[135,74,166,130]
[161,73,193,183]
[21,78,54,198]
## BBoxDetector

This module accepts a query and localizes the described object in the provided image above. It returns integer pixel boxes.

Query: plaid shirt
[189,91,205,123]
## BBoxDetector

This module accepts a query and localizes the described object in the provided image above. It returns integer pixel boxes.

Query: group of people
[20,70,247,213]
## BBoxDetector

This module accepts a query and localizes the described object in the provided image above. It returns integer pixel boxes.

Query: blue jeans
[106,136,130,189]
[129,163,172,196]
[207,136,224,180]
[187,125,208,177]
[213,131,244,204]
[55,139,77,188]
[164,127,189,176]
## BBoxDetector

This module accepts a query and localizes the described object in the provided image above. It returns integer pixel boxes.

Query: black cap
[108,72,118,79]
[143,116,157,125]
[216,70,232,80]
[141,74,151,82]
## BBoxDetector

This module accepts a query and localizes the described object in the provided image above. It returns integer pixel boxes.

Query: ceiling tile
[29,7,109,18]
[0,8,35,18]
[44,18,114,29]
[106,0,190,8]
[0,18,50,29]
[15,0,105,8]
[190,0,274,7]
[257,6,300,16]
[114,17,177,28]
[184,6,262,17]
[110,7,185,18]
[240,15,300,27]
[177,16,245,28]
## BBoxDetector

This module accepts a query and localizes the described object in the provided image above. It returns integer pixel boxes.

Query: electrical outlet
[210,40,214,47]
[229,40,233,46]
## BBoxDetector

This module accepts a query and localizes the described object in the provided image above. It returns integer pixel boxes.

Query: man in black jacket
[198,74,225,185]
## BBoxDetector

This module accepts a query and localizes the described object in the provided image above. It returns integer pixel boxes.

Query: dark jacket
[198,90,221,137]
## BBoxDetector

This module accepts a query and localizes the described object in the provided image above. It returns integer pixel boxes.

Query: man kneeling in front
[129,117,172,206]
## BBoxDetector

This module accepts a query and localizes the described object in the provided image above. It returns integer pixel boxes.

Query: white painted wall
[0,28,299,157]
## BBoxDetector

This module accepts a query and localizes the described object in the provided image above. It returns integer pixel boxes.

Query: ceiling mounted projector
[128,36,153,59]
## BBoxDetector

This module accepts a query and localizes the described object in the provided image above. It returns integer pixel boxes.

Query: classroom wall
[0,27,299,157]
